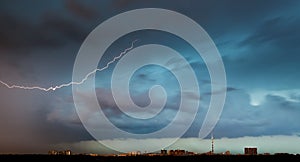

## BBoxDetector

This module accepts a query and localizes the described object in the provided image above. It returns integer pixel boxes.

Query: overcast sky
[0,0,300,155]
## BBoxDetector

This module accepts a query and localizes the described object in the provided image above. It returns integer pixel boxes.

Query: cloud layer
[0,0,299,154]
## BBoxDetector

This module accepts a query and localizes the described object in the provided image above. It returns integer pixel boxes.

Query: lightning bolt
[0,39,139,91]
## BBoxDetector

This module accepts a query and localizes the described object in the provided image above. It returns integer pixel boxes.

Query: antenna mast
[211,132,214,154]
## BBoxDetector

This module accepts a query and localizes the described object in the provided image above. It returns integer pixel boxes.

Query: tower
[211,132,214,154]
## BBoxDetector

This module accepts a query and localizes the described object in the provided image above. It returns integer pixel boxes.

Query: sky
[0,0,300,155]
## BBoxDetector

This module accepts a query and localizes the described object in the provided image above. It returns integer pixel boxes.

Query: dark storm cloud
[33,93,94,143]
[0,14,61,50]
[136,73,156,82]
[256,95,300,135]
[65,0,98,20]
[71,86,199,135]
[41,13,87,42]
[239,16,300,49]
[0,86,93,153]
[212,90,300,138]
[95,88,178,134]
[0,13,87,51]
[0,5,90,84]
[114,0,140,9]
[223,14,300,91]
[202,87,238,96]
[290,93,300,101]
[0,0,300,154]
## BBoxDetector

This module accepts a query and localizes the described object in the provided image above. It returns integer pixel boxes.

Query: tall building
[167,149,186,156]
[161,149,167,155]
[244,147,257,155]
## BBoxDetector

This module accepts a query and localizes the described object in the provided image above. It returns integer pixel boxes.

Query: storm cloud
[0,0,299,154]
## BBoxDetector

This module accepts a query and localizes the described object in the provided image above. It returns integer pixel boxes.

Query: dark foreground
[0,154,299,161]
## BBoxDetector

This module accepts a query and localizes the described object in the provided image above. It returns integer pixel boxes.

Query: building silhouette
[161,149,167,155]
[48,149,72,155]
[244,147,257,155]
[168,149,186,156]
